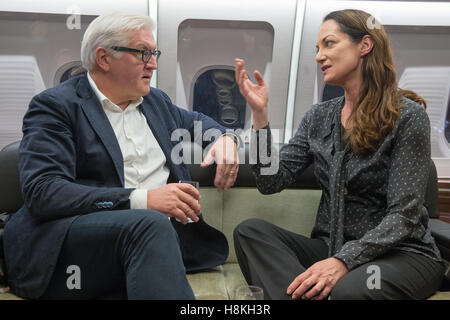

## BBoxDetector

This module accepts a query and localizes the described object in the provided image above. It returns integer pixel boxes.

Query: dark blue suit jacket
[3,73,229,299]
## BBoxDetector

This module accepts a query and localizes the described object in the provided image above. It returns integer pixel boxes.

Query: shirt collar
[87,72,143,112]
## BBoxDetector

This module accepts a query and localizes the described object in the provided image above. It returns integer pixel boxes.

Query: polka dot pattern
[251,96,442,270]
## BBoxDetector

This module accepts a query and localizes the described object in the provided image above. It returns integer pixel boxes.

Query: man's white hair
[81,12,154,71]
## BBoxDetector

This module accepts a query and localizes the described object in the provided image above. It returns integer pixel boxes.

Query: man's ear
[94,47,111,72]
[360,34,374,57]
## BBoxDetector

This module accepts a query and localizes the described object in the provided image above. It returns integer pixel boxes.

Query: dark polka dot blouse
[251,96,442,270]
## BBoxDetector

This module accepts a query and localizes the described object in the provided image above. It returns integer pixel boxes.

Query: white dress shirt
[87,73,169,209]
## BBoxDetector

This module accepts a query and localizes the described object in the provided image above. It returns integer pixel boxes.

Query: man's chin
[139,86,151,96]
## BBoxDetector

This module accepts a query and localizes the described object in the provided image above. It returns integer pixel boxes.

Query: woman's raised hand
[235,58,269,130]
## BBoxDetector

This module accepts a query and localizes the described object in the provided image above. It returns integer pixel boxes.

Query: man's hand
[200,135,239,191]
[147,183,201,224]
[286,258,349,300]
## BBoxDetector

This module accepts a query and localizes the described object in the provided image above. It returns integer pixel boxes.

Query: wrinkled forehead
[125,27,156,48]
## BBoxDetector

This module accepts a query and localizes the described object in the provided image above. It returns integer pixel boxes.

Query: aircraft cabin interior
[0,0,449,302]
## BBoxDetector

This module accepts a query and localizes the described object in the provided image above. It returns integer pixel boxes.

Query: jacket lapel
[139,97,184,181]
[76,74,125,186]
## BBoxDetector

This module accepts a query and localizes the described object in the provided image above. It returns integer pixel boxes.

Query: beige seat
[0,142,449,300]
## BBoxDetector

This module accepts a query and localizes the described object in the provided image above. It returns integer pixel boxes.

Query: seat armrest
[0,141,23,214]
[429,218,450,261]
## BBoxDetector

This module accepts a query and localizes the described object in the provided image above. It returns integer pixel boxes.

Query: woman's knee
[233,218,271,240]
[329,278,359,300]
[330,271,383,300]
[330,276,366,300]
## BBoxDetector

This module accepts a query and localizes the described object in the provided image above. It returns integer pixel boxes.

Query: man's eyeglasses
[110,46,161,63]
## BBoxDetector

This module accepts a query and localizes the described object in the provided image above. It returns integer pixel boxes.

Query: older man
[2,12,238,299]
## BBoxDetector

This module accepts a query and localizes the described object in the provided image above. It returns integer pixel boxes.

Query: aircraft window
[54,62,84,86]
[0,55,45,149]
[59,65,84,83]
[193,69,246,129]
[0,11,96,149]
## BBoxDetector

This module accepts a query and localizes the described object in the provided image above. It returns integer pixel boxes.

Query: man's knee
[127,209,169,226]
[121,209,176,241]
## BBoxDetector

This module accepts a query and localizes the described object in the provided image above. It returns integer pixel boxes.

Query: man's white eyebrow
[134,41,156,49]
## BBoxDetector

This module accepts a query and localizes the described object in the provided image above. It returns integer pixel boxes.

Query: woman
[233,9,446,300]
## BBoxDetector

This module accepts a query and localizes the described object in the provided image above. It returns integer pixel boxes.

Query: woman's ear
[360,34,374,57]
[94,47,111,72]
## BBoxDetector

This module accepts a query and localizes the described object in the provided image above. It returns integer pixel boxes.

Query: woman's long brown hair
[323,9,426,155]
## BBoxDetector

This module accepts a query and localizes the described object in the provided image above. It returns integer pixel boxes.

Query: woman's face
[315,19,364,87]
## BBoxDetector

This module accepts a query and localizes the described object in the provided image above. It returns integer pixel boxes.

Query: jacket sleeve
[334,105,431,270]
[19,92,134,222]
[250,109,314,194]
